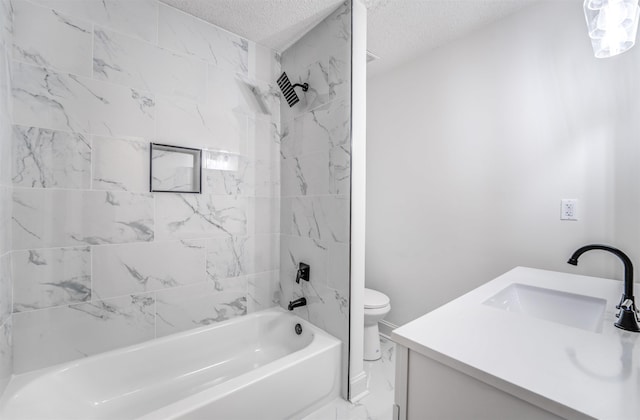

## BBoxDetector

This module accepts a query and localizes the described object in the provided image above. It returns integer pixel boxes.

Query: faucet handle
[616,299,640,323]
[615,298,640,331]
[295,262,310,283]
[616,294,639,311]
[620,299,634,311]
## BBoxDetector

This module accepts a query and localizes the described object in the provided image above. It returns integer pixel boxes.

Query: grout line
[8,250,14,323]
[13,59,158,98]
[154,0,160,47]
[153,291,157,339]
[89,242,94,303]
[90,22,95,81]
[10,289,157,316]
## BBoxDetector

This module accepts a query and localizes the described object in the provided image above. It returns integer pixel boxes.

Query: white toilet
[363,288,391,361]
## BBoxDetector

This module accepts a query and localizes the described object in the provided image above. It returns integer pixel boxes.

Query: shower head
[277,72,309,107]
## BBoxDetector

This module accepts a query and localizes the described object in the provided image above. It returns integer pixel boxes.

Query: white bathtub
[0,308,341,420]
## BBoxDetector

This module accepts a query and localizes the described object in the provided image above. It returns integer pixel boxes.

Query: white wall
[366,1,640,327]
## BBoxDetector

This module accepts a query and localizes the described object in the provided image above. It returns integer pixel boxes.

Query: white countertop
[391,267,640,420]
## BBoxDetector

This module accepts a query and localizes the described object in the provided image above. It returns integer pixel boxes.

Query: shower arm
[291,82,309,92]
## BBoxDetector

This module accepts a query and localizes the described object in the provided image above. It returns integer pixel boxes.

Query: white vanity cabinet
[394,345,566,420]
[391,267,640,420]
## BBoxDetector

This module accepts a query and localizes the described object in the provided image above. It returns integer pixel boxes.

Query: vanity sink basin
[393,268,639,420]
[483,283,607,332]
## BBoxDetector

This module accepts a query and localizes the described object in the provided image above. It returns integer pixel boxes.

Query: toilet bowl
[363,288,391,361]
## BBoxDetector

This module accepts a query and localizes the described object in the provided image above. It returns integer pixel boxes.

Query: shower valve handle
[296,263,310,283]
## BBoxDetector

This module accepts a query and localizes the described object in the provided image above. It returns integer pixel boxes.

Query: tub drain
[295,323,303,335]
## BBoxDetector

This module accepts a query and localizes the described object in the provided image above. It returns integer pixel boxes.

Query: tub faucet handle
[296,263,310,283]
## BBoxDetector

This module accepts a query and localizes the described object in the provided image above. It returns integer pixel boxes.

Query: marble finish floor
[302,336,396,420]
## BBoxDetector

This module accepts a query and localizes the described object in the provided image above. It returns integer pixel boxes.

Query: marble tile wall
[279,0,352,395]
[8,0,281,374]
[0,0,13,395]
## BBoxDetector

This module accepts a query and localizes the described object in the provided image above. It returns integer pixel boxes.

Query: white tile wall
[280,234,330,306]
[91,136,149,192]
[12,189,155,249]
[0,319,12,393]
[0,0,13,243]
[0,185,11,256]
[207,65,276,119]
[155,97,248,152]
[289,195,350,243]
[157,3,248,75]
[205,235,252,280]
[203,154,253,197]
[155,281,246,337]
[12,126,91,189]
[12,61,156,138]
[281,99,349,158]
[247,270,280,313]
[281,97,351,197]
[12,293,156,373]
[247,44,281,85]
[29,0,159,43]
[155,194,248,240]
[13,0,92,76]
[204,234,279,282]
[0,0,13,395]
[12,247,91,312]
[279,0,352,394]
[6,0,282,375]
[93,27,207,103]
[5,0,353,388]
[92,240,207,299]
[0,253,11,323]
[248,197,281,235]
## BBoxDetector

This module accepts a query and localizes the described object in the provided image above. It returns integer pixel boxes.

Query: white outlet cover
[561,199,578,221]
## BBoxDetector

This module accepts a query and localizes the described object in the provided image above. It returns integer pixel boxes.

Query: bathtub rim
[0,307,341,417]
[140,316,342,419]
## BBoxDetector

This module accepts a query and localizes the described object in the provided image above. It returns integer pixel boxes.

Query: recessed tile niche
[150,143,202,193]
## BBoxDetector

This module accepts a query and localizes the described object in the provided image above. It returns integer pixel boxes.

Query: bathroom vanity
[391,267,640,420]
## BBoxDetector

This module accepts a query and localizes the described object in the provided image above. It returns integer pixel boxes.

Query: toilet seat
[364,288,390,309]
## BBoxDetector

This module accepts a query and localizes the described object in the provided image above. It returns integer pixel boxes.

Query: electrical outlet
[561,199,578,221]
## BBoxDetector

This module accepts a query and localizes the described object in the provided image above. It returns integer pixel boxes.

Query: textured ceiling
[366,0,538,75]
[160,0,539,76]
[159,0,345,51]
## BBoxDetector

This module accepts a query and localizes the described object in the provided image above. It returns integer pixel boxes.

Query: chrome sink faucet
[567,244,640,333]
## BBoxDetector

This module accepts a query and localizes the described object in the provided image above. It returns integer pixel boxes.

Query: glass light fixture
[584,0,640,57]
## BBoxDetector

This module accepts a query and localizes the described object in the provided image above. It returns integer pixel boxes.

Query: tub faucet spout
[288,297,307,311]
[567,244,640,332]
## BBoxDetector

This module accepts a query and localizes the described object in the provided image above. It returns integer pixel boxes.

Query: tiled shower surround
[7,0,282,374]
[279,1,352,391]
[0,0,353,399]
